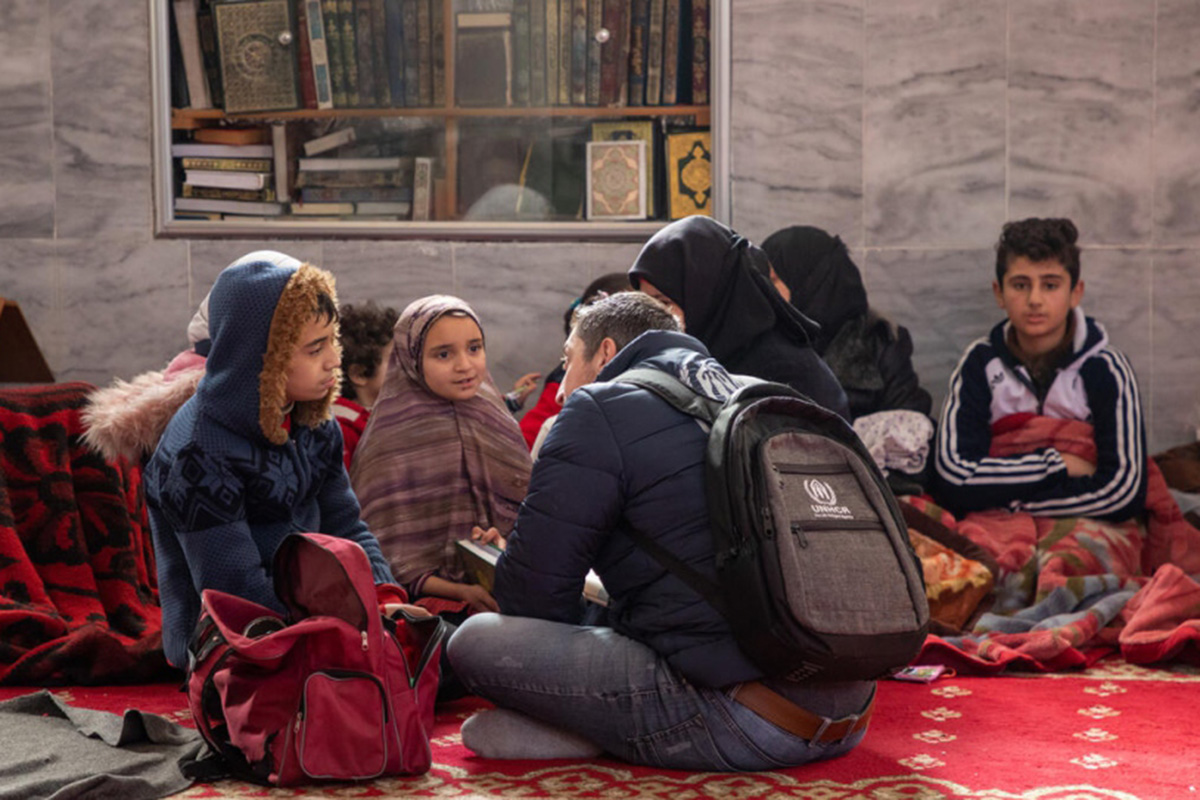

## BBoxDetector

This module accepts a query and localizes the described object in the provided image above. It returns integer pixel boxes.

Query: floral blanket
[911,416,1200,673]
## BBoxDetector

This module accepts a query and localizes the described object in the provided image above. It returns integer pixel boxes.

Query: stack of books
[292,155,417,218]
[173,141,284,217]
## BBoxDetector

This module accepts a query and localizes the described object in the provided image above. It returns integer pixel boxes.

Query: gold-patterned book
[214,0,301,113]
[591,119,657,216]
[665,129,711,219]
[586,140,646,220]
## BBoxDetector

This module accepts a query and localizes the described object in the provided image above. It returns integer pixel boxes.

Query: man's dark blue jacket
[494,330,768,687]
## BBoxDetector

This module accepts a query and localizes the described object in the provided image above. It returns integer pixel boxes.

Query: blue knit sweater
[145,252,393,668]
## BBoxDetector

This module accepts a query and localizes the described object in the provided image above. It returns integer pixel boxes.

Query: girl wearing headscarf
[760,225,931,421]
[351,295,533,619]
[628,216,850,420]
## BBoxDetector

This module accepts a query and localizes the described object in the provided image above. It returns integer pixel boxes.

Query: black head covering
[628,217,821,364]
[760,225,869,354]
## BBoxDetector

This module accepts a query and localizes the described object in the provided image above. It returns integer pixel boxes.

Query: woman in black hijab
[628,216,850,420]
[760,225,931,421]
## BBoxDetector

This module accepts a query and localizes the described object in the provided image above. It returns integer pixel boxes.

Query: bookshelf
[150,0,730,240]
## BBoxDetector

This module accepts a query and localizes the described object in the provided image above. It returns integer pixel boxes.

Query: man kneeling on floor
[446,292,875,770]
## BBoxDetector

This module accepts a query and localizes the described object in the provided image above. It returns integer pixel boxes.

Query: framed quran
[214,0,301,114]
[586,140,647,220]
[665,129,711,219]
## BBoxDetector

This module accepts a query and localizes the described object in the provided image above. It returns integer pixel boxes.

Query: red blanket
[912,416,1200,673]
[0,383,169,684]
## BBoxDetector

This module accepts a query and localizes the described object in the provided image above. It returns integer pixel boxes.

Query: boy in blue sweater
[146,252,407,668]
[934,218,1146,521]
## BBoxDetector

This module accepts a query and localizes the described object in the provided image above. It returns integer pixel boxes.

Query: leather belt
[729,681,875,745]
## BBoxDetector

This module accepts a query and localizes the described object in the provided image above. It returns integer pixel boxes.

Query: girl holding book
[350,295,532,620]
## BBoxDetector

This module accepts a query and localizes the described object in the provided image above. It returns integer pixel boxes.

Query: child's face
[993,256,1084,356]
[421,314,486,402]
[351,340,393,409]
[285,314,341,405]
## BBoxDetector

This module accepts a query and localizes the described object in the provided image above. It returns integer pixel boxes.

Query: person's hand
[1061,452,1096,477]
[457,584,500,614]
[472,525,506,550]
[382,603,433,620]
[512,372,542,404]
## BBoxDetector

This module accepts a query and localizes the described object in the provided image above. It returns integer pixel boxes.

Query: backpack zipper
[790,522,808,548]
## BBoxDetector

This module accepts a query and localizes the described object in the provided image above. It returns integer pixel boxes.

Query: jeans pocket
[626,713,735,772]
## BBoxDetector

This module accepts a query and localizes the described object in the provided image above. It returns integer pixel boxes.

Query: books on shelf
[173,0,211,109]
[192,126,271,145]
[298,185,414,203]
[291,201,356,215]
[455,538,609,605]
[184,170,273,190]
[303,127,358,156]
[295,168,412,188]
[179,156,273,172]
[175,197,285,216]
[181,184,277,202]
[298,155,410,171]
[171,142,274,158]
[456,12,513,108]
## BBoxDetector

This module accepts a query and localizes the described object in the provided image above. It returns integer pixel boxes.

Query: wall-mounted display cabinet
[150,0,730,239]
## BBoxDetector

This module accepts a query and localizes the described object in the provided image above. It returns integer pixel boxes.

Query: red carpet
[2,658,1194,799]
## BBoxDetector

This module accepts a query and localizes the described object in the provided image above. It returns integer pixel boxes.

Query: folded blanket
[910,416,1200,673]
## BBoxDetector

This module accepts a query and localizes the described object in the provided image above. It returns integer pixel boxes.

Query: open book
[456,539,610,607]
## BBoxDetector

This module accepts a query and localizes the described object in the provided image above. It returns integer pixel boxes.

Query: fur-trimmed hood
[198,251,341,445]
[82,365,204,463]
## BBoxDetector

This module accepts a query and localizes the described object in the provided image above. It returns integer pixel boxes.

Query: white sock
[460,708,604,760]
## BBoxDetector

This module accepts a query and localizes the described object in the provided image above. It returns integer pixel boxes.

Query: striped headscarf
[350,295,532,596]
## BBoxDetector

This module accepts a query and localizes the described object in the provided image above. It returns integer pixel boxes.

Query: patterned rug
[2,658,1194,799]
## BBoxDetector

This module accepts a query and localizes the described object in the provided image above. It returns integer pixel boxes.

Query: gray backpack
[619,368,929,682]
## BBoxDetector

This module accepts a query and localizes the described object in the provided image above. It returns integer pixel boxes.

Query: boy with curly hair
[335,301,400,469]
[934,217,1147,521]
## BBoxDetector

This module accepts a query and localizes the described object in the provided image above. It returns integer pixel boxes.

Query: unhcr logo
[804,479,853,519]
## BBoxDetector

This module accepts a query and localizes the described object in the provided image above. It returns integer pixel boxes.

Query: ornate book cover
[645,0,665,105]
[354,0,378,107]
[585,0,602,105]
[412,156,434,219]
[691,0,708,104]
[529,0,546,106]
[557,0,572,104]
[570,0,587,105]
[591,119,657,216]
[512,0,531,106]
[544,0,558,105]
[339,0,360,106]
[665,129,711,219]
[598,0,629,107]
[371,0,391,105]
[586,140,646,220]
[213,0,301,114]
[382,0,405,105]
[401,0,420,105]
[197,0,225,107]
[295,0,317,108]
[660,0,681,105]
[321,0,346,106]
[431,0,446,105]
[417,0,433,106]
[627,0,649,105]
[305,0,335,108]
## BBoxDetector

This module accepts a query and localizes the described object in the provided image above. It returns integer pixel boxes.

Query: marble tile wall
[1,0,1198,453]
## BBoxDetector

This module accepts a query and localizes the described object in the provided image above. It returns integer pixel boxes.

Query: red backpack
[185,533,445,786]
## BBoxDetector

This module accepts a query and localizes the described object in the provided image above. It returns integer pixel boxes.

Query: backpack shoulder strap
[612,366,731,615]
[615,367,724,425]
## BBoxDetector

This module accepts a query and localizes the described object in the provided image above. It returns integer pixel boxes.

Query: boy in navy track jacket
[934,218,1146,522]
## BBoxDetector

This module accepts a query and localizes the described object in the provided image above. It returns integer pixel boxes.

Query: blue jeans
[446,614,871,771]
